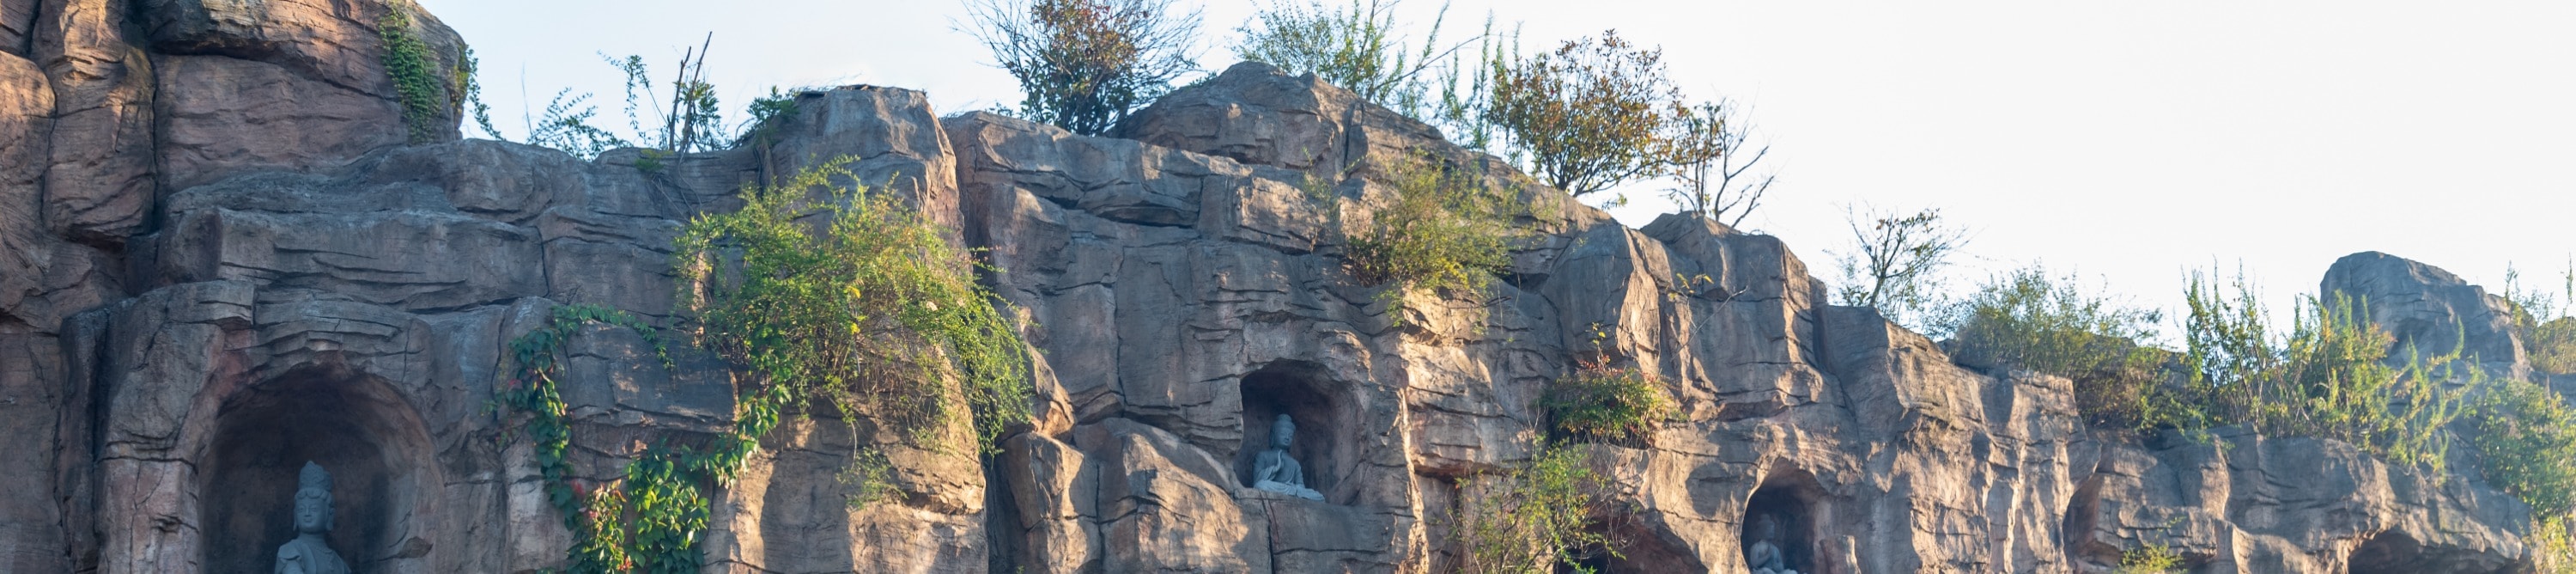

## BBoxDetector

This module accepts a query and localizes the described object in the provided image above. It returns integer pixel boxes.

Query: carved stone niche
[197,367,439,574]
[1233,361,1351,502]
[1743,467,1831,574]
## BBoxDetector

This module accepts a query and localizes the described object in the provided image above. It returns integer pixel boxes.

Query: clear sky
[422,0,2576,338]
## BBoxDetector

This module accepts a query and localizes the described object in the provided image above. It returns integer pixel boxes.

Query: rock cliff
[0,3,2554,573]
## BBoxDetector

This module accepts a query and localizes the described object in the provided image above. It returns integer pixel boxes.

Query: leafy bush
[2116,544,2184,574]
[1340,155,1528,318]
[1542,363,1674,445]
[673,156,1034,450]
[1484,30,1686,197]
[2149,271,2470,472]
[966,0,1200,135]
[1941,266,2164,429]
[2468,376,2576,520]
[501,158,1034,571]
[2535,517,2576,574]
[1455,443,1618,574]
[1234,0,1458,108]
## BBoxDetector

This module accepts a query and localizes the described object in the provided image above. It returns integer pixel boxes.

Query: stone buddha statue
[274,461,350,574]
[1250,413,1323,500]
[1747,514,1798,574]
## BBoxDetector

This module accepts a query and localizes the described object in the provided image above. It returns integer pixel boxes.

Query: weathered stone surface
[2,49,56,321]
[2,0,32,57]
[141,0,464,102]
[37,0,158,244]
[3,3,2555,571]
[153,54,410,192]
[2324,251,2530,380]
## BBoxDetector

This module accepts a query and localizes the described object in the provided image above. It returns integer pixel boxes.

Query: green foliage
[1339,155,1527,320]
[2506,263,2576,375]
[377,3,453,144]
[608,38,726,154]
[521,38,736,161]
[2116,544,2185,574]
[458,46,502,140]
[1831,205,1966,332]
[1542,362,1673,445]
[1942,266,2165,428]
[2536,517,2576,574]
[497,303,726,573]
[501,158,1031,571]
[1484,30,1685,197]
[672,156,1033,452]
[1233,0,1468,115]
[2468,376,2576,520]
[528,89,631,158]
[735,88,803,148]
[966,0,1200,135]
[1454,443,1618,574]
[2149,271,2471,473]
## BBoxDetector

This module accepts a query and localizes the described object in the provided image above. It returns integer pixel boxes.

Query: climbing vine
[499,156,1033,572]
[378,2,452,144]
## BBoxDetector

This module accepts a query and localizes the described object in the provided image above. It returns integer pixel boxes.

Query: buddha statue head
[293,461,334,535]
[1271,413,1296,450]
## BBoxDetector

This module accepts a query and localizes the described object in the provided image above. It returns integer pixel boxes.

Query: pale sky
[422,0,2576,338]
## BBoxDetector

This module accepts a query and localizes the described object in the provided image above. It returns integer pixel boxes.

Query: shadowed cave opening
[197,368,437,574]
[1743,468,1826,574]
[2348,530,2425,574]
[1236,361,1350,500]
[1556,518,1702,573]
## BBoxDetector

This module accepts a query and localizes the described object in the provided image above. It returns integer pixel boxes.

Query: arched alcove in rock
[1235,361,1352,500]
[197,367,439,574]
[2348,530,2427,574]
[1742,467,1829,574]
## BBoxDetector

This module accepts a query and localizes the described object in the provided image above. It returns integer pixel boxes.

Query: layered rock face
[0,3,2557,573]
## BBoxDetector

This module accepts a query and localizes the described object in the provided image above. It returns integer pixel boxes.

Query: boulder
[2323,251,2530,380]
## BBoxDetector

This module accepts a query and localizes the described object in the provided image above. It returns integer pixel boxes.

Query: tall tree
[1484,30,1686,197]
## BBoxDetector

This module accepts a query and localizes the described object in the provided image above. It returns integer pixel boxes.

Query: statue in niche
[1746,513,1798,574]
[1250,413,1324,500]
[274,461,350,574]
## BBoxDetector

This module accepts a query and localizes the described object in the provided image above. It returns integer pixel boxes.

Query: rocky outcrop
[2324,251,2531,381]
[0,3,2559,572]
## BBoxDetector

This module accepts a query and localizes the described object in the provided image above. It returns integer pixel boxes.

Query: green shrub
[1233,0,1468,113]
[2469,376,2576,520]
[2151,270,2470,472]
[965,0,1200,135]
[501,156,1035,571]
[1542,363,1674,445]
[1455,443,1618,574]
[1941,266,2164,429]
[2116,544,2184,574]
[1340,155,1527,319]
[673,156,1033,450]
[2535,517,2576,574]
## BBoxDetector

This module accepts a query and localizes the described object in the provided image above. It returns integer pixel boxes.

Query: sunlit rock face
[0,2,2548,572]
